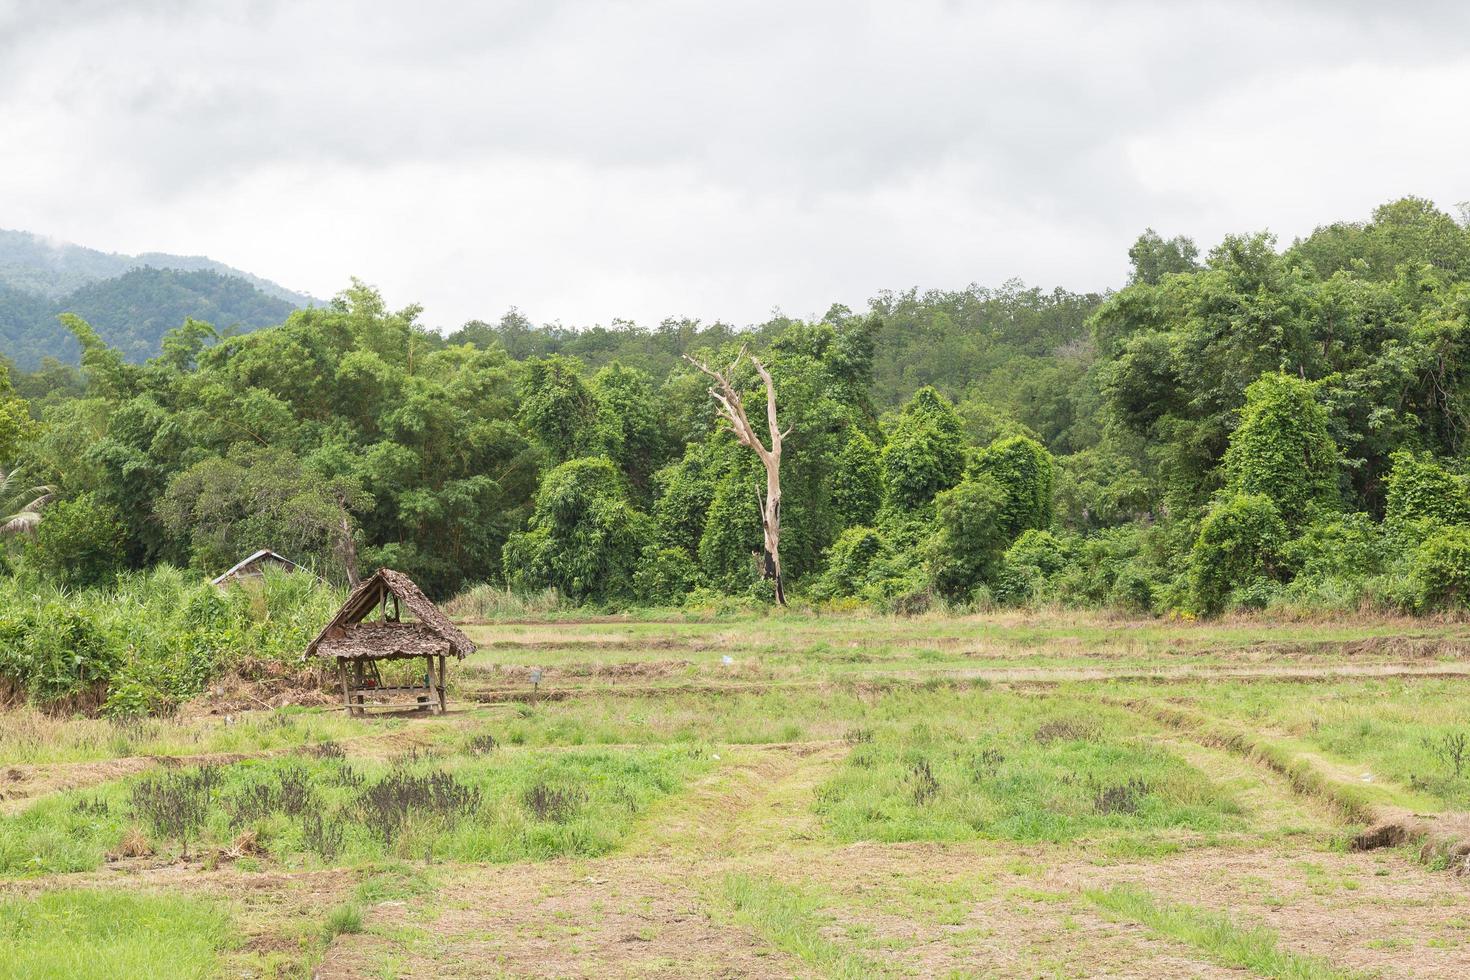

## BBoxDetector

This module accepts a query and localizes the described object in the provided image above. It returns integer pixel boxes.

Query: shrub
[1108,563,1157,614]
[0,602,118,704]
[1282,512,1385,580]
[1188,494,1287,616]
[1003,529,1071,577]
[1385,451,1470,528]
[1408,526,1470,611]
[503,456,651,603]
[25,492,127,589]
[815,526,890,599]
[633,546,698,605]
[0,565,340,715]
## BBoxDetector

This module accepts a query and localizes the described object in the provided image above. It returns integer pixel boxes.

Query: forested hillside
[0,268,301,369]
[4,197,1470,624]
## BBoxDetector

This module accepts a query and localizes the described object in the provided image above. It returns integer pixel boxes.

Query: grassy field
[2,610,1470,977]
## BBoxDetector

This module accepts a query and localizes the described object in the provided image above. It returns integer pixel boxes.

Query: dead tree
[684,347,791,604]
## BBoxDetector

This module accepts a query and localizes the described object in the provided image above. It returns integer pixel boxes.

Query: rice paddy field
[5,611,1470,977]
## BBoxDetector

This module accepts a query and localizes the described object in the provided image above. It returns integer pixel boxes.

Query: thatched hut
[212,548,304,587]
[305,568,474,715]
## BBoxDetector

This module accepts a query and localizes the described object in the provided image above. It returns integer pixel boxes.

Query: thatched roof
[305,568,475,661]
[212,549,303,586]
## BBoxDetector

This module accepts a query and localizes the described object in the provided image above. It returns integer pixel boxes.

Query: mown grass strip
[717,873,888,978]
[1085,885,1360,979]
[0,888,235,979]
[1118,698,1435,823]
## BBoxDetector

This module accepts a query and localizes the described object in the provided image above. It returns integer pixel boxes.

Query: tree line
[4,196,1470,617]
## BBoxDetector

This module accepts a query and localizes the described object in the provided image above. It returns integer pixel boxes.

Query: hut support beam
[338,659,354,716]
[437,655,448,714]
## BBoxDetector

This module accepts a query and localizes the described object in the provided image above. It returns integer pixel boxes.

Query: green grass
[815,694,1244,846]
[323,902,364,939]
[1165,679,1470,810]
[0,704,386,766]
[0,889,234,979]
[1085,885,1359,979]
[716,873,888,978]
[0,745,712,876]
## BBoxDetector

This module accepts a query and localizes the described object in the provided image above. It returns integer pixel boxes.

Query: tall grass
[0,565,342,716]
[444,583,565,620]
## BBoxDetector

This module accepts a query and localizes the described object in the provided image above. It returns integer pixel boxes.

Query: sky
[1,0,1468,331]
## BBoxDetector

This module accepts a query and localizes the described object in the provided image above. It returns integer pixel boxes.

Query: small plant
[307,741,345,760]
[971,747,1005,782]
[224,780,278,829]
[909,759,940,804]
[302,810,346,861]
[1091,777,1151,815]
[70,796,110,818]
[523,782,587,823]
[843,727,875,746]
[276,765,316,817]
[1424,731,1470,778]
[130,765,222,856]
[1033,719,1096,745]
[465,733,499,755]
[357,769,482,843]
[322,902,363,940]
[330,764,366,790]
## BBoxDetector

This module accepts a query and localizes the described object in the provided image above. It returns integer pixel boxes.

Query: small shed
[212,549,304,588]
[305,568,475,715]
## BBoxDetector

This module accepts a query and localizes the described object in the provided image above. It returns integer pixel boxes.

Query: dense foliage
[3,197,1470,717]
[0,566,340,715]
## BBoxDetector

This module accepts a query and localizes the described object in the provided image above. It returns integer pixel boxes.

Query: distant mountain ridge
[0,228,314,306]
[0,228,315,369]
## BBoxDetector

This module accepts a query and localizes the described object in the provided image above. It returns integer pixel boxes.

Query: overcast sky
[1,1,1467,330]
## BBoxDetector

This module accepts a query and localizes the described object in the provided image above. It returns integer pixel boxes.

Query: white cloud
[0,0,1466,329]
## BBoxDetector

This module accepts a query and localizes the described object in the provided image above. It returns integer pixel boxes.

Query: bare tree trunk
[684,348,790,605]
[333,489,362,588]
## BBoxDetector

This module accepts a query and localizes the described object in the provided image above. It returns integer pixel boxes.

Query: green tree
[26,492,127,589]
[1128,229,1201,285]
[1188,494,1288,615]
[518,356,608,464]
[831,430,883,528]
[969,435,1055,540]
[591,362,672,496]
[928,473,1010,600]
[1222,373,1339,530]
[882,387,965,510]
[159,446,369,580]
[503,457,649,602]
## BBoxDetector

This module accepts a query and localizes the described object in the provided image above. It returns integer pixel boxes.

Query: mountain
[0,229,315,369]
[0,228,314,306]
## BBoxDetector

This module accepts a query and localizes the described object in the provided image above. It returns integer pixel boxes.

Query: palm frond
[0,510,43,536]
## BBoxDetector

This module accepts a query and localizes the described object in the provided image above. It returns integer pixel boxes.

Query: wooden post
[437,654,448,714]
[337,659,353,716]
